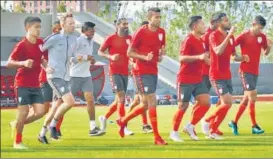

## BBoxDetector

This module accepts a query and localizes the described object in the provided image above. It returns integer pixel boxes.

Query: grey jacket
[41,30,78,81]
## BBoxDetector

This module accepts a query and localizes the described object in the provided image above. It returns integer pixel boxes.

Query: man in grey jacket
[69,21,104,136]
[39,13,78,140]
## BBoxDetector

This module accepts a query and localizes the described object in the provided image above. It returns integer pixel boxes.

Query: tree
[57,2,66,13]
[14,3,26,13]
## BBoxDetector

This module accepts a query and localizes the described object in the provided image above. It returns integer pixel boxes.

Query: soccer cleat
[209,133,224,140]
[116,119,125,138]
[154,136,168,145]
[10,120,16,139]
[89,127,105,136]
[124,127,134,136]
[201,119,210,136]
[215,129,224,136]
[228,121,239,135]
[169,131,183,142]
[56,130,62,137]
[99,115,107,132]
[13,142,28,149]
[252,125,264,134]
[38,135,49,144]
[183,123,199,141]
[142,125,153,134]
[49,127,59,140]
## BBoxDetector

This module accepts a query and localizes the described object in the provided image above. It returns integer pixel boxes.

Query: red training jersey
[235,30,268,75]
[201,28,213,76]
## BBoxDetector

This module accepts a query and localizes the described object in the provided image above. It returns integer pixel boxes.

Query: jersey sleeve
[180,37,191,56]
[99,36,111,52]
[235,33,245,46]
[40,34,59,52]
[131,28,143,49]
[10,43,23,61]
[262,34,268,50]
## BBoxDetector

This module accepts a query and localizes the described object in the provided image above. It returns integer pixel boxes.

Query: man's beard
[120,28,129,35]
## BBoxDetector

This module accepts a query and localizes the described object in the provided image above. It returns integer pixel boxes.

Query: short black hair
[115,18,127,25]
[211,12,227,24]
[53,20,60,25]
[140,21,149,26]
[147,7,161,18]
[24,16,41,27]
[188,16,202,30]
[254,15,266,27]
[82,21,95,33]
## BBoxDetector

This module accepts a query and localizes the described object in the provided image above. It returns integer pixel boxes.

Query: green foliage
[13,3,26,13]
[57,2,66,13]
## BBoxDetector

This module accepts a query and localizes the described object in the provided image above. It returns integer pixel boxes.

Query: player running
[98,18,134,136]
[229,15,272,135]
[8,16,47,149]
[170,16,210,142]
[201,13,249,140]
[70,21,104,136]
[116,7,168,145]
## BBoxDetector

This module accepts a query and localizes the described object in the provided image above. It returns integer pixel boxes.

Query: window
[34,1,37,7]
[34,9,37,13]
[40,1,43,5]
[46,1,50,6]
[29,2,32,7]
[46,8,50,13]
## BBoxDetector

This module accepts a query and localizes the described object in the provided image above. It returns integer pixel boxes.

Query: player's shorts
[48,78,70,99]
[15,87,44,106]
[239,72,258,91]
[69,77,93,95]
[109,74,128,93]
[210,79,233,96]
[132,74,139,94]
[134,74,157,94]
[40,82,53,102]
[203,75,212,90]
[177,81,209,102]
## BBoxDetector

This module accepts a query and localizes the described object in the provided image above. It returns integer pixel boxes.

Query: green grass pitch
[1,102,273,158]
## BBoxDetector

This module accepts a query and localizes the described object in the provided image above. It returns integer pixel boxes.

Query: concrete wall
[1,12,52,37]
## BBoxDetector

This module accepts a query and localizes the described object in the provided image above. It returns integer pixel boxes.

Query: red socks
[249,100,257,127]
[191,105,210,125]
[149,106,160,137]
[118,102,125,118]
[121,104,145,124]
[234,102,247,124]
[211,104,231,133]
[141,112,148,125]
[105,103,117,119]
[173,109,185,131]
[15,133,22,144]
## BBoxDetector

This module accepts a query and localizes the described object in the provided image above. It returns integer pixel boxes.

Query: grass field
[1,102,273,158]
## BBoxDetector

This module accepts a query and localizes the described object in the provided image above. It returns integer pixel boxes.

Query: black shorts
[239,72,258,91]
[134,74,157,94]
[210,79,233,96]
[15,87,44,106]
[41,82,53,102]
[109,74,128,93]
[177,81,209,102]
[203,75,212,91]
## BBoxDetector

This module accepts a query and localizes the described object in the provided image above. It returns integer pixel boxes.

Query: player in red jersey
[228,15,272,135]
[200,14,224,136]
[7,16,48,149]
[98,18,134,136]
[116,7,167,145]
[127,21,153,134]
[202,13,249,140]
[170,16,210,142]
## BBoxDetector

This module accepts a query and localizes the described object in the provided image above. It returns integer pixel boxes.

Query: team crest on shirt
[18,97,22,103]
[158,33,163,41]
[180,94,184,100]
[257,37,262,44]
[114,85,118,90]
[246,84,250,89]
[229,39,233,45]
[60,87,65,93]
[126,39,130,45]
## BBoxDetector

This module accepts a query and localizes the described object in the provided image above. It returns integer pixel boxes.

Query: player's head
[213,12,231,31]
[252,15,266,35]
[82,21,95,40]
[140,21,149,26]
[188,16,206,35]
[60,13,75,33]
[24,16,41,38]
[209,13,218,30]
[115,18,129,35]
[52,20,61,33]
[147,7,161,28]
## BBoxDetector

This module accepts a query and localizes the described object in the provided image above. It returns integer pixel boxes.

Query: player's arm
[127,47,152,61]
[263,38,272,56]
[39,34,58,52]
[232,52,249,62]
[212,27,236,56]
[6,44,33,69]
